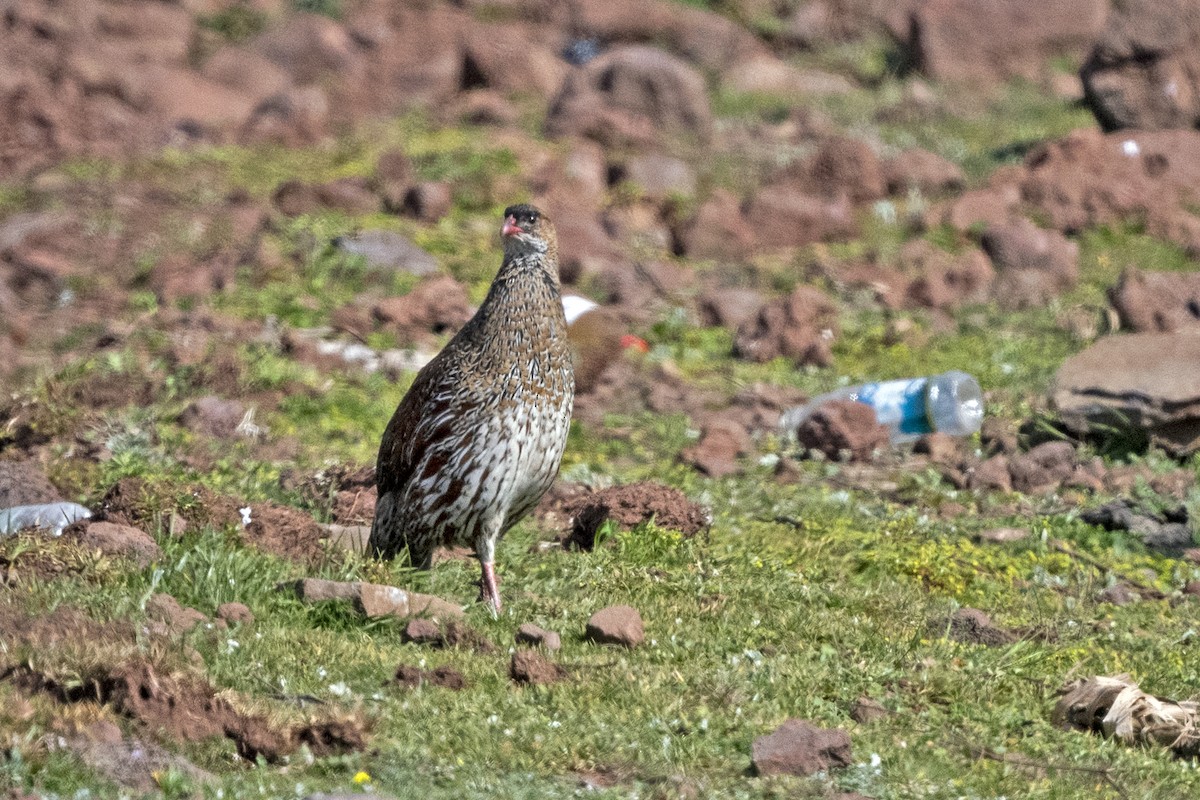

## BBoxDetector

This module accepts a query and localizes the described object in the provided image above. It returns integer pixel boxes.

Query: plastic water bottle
[780,371,984,444]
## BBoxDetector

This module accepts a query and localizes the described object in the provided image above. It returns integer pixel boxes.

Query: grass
[3,52,1200,800]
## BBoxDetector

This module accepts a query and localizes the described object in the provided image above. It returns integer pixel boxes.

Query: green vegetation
[2,43,1200,800]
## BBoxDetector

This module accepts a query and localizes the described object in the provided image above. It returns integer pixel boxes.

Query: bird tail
[368,491,401,559]
[367,491,430,568]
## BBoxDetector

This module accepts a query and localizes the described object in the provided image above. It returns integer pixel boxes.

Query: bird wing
[374,351,484,500]
[374,365,441,499]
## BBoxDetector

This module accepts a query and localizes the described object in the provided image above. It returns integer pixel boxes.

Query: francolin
[369,204,574,613]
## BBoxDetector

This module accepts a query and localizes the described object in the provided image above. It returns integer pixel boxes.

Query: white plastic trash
[0,502,93,536]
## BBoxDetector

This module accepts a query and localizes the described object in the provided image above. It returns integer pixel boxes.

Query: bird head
[500,204,556,259]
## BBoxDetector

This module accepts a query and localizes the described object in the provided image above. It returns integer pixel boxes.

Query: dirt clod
[509,650,568,685]
[515,622,562,651]
[562,482,710,550]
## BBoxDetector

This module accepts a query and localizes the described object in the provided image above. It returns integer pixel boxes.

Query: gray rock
[1051,333,1200,455]
[334,230,438,276]
[1081,499,1193,554]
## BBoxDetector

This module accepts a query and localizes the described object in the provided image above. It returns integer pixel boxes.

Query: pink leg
[481,561,502,615]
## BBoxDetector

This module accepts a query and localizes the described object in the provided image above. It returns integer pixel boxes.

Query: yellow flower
[353,771,371,784]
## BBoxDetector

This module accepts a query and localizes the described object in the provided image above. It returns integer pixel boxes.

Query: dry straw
[1053,675,1200,758]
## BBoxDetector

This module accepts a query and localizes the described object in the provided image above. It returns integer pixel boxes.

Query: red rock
[394,663,467,690]
[371,275,473,344]
[132,65,258,133]
[794,399,889,462]
[940,184,1021,233]
[682,190,755,262]
[315,177,378,215]
[697,286,764,330]
[744,184,856,249]
[1008,441,1077,494]
[461,22,565,97]
[1020,129,1200,235]
[884,148,965,196]
[913,432,962,465]
[564,482,710,549]
[403,182,452,223]
[357,584,463,621]
[585,605,645,648]
[734,286,839,366]
[801,136,887,203]
[970,455,1013,492]
[75,522,161,569]
[373,148,414,211]
[752,719,853,776]
[1051,332,1200,456]
[202,47,292,101]
[253,13,361,84]
[273,180,321,216]
[241,86,328,147]
[1081,0,1200,131]
[913,0,1108,85]
[682,419,752,478]
[723,56,855,97]
[292,577,361,603]
[146,593,206,635]
[546,45,712,146]
[1109,268,1200,333]
[981,218,1079,308]
[901,241,994,311]
[0,460,62,507]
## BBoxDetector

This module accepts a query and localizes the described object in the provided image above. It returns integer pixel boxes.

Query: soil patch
[288,464,377,526]
[509,650,568,686]
[0,459,62,506]
[931,608,1018,647]
[12,658,364,762]
[97,478,332,565]
[561,482,710,550]
[401,619,497,654]
[393,664,467,690]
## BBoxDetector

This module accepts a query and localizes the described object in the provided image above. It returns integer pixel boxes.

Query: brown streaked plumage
[369,204,574,613]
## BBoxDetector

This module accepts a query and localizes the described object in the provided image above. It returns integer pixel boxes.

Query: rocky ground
[3,0,1200,798]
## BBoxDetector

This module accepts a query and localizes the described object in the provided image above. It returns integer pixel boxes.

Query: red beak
[501,216,523,237]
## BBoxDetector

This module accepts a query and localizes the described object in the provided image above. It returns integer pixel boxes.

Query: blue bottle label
[856,378,933,436]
